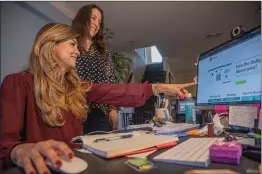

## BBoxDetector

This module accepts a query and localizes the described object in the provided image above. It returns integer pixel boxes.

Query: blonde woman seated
[0,23,196,174]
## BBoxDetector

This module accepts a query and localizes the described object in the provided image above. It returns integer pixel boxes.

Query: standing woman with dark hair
[72,4,119,133]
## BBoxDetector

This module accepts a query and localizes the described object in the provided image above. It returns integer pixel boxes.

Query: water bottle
[185,93,196,124]
[192,107,196,125]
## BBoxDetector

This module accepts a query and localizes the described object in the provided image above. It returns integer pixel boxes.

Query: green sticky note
[126,158,154,172]
[127,158,149,167]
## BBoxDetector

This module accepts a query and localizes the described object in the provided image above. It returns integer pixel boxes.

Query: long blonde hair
[28,23,90,127]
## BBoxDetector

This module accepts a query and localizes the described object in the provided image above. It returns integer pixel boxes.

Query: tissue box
[209,141,242,165]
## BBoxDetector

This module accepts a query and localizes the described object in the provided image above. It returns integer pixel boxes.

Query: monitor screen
[197,26,261,106]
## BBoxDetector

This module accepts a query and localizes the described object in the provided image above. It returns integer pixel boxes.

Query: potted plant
[112,52,132,84]
[104,28,132,84]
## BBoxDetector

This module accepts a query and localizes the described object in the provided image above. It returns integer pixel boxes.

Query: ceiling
[65,1,261,74]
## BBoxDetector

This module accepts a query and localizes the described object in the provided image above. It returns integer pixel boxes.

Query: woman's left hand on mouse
[10,139,74,174]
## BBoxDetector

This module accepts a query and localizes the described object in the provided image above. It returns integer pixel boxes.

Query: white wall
[123,50,147,83]
[1,2,71,82]
[174,71,197,96]
[163,57,175,84]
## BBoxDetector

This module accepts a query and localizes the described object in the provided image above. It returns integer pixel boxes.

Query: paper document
[237,138,255,146]
[229,106,257,128]
[76,149,92,154]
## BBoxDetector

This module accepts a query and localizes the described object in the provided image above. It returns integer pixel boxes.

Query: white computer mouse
[46,156,88,174]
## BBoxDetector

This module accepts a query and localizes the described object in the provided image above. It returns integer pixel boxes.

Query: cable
[84,130,120,136]
[145,120,151,124]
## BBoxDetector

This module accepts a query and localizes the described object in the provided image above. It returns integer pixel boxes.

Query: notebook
[71,131,145,145]
[153,122,200,135]
[125,122,199,135]
[72,133,178,159]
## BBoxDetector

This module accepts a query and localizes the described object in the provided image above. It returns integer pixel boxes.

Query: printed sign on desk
[229,106,257,128]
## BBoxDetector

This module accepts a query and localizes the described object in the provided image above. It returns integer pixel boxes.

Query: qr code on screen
[216,73,221,81]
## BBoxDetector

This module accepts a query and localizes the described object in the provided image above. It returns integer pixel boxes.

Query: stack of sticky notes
[126,158,154,172]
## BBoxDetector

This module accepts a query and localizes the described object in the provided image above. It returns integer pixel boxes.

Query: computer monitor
[197,26,261,108]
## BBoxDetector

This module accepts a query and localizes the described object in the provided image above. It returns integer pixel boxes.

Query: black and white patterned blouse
[76,44,116,116]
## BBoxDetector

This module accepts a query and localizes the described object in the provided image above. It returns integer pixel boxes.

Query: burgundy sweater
[0,72,153,170]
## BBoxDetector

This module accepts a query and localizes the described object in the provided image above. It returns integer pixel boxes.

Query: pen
[157,96,160,108]
[94,134,134,143]
[160,99,164,108]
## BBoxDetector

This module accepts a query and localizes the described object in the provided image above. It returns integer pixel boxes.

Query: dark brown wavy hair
[71,4,106,56]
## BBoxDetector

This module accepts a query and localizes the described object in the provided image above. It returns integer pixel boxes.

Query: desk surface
[3,136,260,174]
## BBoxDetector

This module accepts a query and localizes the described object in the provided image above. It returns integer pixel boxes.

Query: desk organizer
[209,141,242,165]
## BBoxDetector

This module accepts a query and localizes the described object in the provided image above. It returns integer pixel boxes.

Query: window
[134,48,146,62]
[151,46,163,63]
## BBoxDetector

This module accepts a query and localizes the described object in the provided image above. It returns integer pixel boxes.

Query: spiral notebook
[72,133,178,159]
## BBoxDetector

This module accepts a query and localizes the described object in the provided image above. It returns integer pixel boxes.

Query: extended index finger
[181,82,197,88]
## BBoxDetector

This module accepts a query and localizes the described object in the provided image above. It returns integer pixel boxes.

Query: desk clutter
[72,130,260,170]
[70,105,261,173]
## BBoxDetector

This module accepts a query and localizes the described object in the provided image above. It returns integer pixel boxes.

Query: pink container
[209,141,242,165]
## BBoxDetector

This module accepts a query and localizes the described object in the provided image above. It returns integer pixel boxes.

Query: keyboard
[153,137,224,167]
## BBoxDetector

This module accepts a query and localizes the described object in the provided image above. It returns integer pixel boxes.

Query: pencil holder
[155,108,170,121]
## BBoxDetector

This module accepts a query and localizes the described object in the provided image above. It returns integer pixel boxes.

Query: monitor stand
[195,105,215,111]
